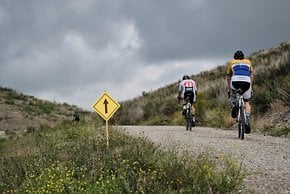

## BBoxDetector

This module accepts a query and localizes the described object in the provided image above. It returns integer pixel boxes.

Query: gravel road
[118,125,290,194]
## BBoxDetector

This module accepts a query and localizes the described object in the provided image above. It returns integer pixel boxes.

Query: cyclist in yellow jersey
[226,51,253,133]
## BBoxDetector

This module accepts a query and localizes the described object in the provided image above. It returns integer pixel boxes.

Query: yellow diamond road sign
[92,92,120,121]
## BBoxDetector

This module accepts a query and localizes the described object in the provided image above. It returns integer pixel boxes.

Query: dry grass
[0,122,245,193]
[113,41,290,136]
[0,87,91,137]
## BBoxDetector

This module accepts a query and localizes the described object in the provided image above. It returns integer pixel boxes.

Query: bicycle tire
[238,123,241,138]
[186,120,192,131]
[238,101,245,140]
[185,102,192,131]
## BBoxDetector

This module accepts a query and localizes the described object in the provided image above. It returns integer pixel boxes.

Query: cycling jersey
[226,59,253,100]
[179,79,197,101]
[226,59,253,83]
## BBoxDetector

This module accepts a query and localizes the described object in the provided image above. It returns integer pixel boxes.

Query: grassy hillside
[0,87,93,137]
[113,41,290,136]
[1,41,289,137]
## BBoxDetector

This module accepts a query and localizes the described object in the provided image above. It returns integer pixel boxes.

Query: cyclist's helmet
[182,75,190,80]
[234,50,245,60]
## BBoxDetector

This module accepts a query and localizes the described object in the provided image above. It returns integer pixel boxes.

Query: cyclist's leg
[243,84,252,133]
[189,93,196,124]
[230,81,240,118]
[242,83,251,113]
[191,103,196,124]
[244,101,251,121]
[189,92,195,115]
[243,86,252,112]
[182,103,186,116]
[191,104,195,115]
[181,94,188,116]
[192,91,197,116]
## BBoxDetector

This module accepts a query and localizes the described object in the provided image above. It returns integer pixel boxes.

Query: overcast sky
[1,0,290,111]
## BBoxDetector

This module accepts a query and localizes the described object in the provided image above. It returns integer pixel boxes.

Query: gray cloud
[0,0,290,110]
[121,0,290,60]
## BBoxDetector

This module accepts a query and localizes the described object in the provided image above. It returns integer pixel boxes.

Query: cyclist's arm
[195,85,198,96]
[250,72,253,84]
[250,61,254,85]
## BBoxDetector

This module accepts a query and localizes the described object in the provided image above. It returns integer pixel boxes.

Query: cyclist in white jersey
[177,75,197,123]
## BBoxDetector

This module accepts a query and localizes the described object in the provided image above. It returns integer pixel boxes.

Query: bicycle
[184,97,195,131]
[233,89,246,140]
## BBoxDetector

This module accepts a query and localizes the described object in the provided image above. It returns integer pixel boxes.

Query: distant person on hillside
[73,111,80,122]
[177,75,198,124]
[226,50,253,133]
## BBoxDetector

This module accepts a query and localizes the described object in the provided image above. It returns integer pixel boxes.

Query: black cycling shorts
[184,91,195,104]
[232,81,250,94]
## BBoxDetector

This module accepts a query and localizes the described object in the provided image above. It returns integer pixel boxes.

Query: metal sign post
[106,120,109,146]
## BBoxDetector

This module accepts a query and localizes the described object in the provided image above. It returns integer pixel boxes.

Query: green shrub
[38,102,55,114]
[23,101,56,115]
[252,89,271,113]
[195,92,210,125]
[203,108,230,128]
[262,126,290,137]
[4,98,14,105]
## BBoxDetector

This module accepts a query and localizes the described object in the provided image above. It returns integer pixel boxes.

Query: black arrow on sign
[103,99,108,113]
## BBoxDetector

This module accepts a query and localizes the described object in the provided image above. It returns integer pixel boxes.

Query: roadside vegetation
[113,41,290,137]
[0,121,244,193]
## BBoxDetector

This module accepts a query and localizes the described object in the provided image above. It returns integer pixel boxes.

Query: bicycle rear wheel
[185,105,192,131]
[238,105,245,140]
[186,119,192,131]
[185,109,192,131]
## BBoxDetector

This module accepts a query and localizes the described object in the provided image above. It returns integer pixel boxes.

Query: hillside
[1,41,289,137]
[0,87,89,137]
[113,41,290,136]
